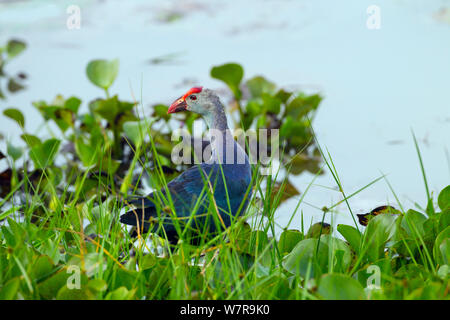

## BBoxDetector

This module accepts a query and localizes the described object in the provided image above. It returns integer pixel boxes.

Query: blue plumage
[120,88,252,244]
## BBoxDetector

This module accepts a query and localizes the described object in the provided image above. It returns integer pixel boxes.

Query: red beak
[168,97,187,114]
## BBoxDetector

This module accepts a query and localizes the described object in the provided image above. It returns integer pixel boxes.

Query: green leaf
[3,108,25,127]
[261,93,281,114]
[286,94,322,120]
[278,229,303,255]
[433,226,450,265]
[282,238,328,278]
[306,222,331,239]
[362,214,398,262]
[105,286,136,300]
[0,278,21,300]
[123,118,154,147]
[401,209,427,239]
[64,96,82,113]
[6,39,26,59]
[140,253,157,270]
[29,138,61,169]
[438,185,450,211]
[210,63,243,99]
[7,141,22,161]
[86,59,119,90]
[20,134,41,148]
[245,76,276,98]
[318,273,365,300]
[152,104,170,121]
[75,138,97,167]
[87,279,108,292]
[337,224,361,254]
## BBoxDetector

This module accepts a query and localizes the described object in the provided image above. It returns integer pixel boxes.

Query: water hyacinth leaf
[362,214,397,262]
[75,138,97,167]
[7,142,22,161]
[337,224,361,254]
[140,253,157,270]
[152,104,170,121]
[37,267,72,299]
[210,63,243,99]
[278,229,303,255]
[282,238,328,278]
[6,39,26,58]
[401,209,427,239]
[245,76,276,98]
[306,222,331,239]
[123,118,154,147]
[105,286,136,300]
[20,134,41,148]
[0,278,21,300]
[318,273,365,300]
[30,255,54,280]
[438,210,450,233]
[261,93,281,114]
[320,235,353,272]
[275,89,293,103]
[3,108,25,127]
[64,96,82,113]
[433,226,450,265]
[29,138,61,169]
[286,94,322,120]
[438,185,450,211]
[86,59,119,90]
[88,279,108,292]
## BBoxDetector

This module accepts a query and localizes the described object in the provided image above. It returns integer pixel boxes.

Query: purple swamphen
[119,87,253,245]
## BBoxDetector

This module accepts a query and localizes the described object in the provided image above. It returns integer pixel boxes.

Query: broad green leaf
[438,185,450,211]
[362,214,397,262]
[64,96,82,113]
[282,238,328,278]
[401,209,427,239]
[105,286,136,300]
[20,134,41,148]
[140,253,157,270]
[86,59,119,90]
[75,138,97,166]
[261,93,281,114]
[7,141,22,161]
[0,278,21,300]
[320,235,353,272]
[3,108,25,127]
[6,39,26,58]
[337,224,361,254]
[210,63,243,99]
[123,118,154,147]
[318,273,365,300]
[433,226,450,265]
[306,222,331,239]
[29,138,61,169]
[278,229,303,255]
[88,279,108,292]
[245,76,276,98]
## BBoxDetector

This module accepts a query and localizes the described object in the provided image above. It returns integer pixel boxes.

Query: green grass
[0,55,448,300]
[0,127,448,300]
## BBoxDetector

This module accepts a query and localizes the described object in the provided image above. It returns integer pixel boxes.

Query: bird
[120,87,253,245]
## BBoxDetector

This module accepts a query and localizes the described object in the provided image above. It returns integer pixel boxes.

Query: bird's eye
[190,95,197,100]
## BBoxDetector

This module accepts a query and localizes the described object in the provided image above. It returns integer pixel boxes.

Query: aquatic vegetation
[0,49,448,300]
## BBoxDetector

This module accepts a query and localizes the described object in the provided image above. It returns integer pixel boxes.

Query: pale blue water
[0,0,449,230]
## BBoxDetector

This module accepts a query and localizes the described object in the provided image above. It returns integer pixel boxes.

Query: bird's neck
[203,107,248,166]
[204,107,228,132]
